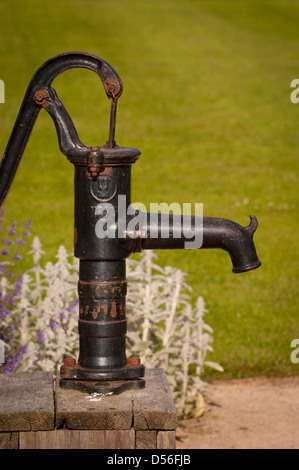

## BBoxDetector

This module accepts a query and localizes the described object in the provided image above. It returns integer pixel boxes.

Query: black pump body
[0,53,261,394]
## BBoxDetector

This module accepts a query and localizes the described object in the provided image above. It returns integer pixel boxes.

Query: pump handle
[0,52,123,206]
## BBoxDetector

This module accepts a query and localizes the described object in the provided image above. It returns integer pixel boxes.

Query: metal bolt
[33,90,49,106]
[127,357,141,366]
[63,357,76,367]
[89,166,100,177]
[35,93,44,102]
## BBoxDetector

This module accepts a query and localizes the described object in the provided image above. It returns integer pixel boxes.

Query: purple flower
[8,221,17,236]
[15,346,27,361]
[23,218,32,237]
[37,330,45,344]
[50,322,57,331]
[2,238,14,245]
[68,297,79,311]
[14,280,22,289]
[0,213,36,373]
[1,310,9,318]
[15,238,26,246]
[60,311,66,320]
[1,344,27,373]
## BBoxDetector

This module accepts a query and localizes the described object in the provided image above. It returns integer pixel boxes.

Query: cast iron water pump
[0,52,261,395]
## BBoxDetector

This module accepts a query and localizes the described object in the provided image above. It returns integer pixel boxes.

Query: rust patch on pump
[91,309,97,320]
[110,302,117,318]
[102,302,108,317]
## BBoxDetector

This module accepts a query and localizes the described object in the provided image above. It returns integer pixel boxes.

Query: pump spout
[137,213,261,273]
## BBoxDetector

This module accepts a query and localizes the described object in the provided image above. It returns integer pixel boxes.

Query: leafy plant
[0,208,31,372]
[126,251,223,416]
[0,212,222,417]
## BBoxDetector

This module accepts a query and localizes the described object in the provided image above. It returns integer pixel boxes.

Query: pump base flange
[59,377,145,395]
[60,361,144,380]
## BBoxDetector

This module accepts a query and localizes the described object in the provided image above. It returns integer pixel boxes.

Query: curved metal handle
[0,52,123,206]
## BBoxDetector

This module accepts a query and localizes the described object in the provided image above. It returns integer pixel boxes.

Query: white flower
[4,237,221,418]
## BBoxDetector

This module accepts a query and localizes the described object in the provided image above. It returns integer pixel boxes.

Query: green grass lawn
[0,0,298,380]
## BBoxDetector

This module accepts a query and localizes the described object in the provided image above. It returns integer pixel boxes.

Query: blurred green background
[0,0,298,380]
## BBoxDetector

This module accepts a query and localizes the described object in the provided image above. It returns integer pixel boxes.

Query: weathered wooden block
[135,430,157,449]
[0,368,177,449]
[19,429,135,449]
[55,368,177,433]
[133,369,178,431]
[0,371,54,432]
[157,431,176,449]
[0,432,18,449]
[55,373,133,430]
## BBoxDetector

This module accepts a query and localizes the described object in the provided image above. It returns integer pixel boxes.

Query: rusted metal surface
[59,378,145,395]
[0,53,261,395]
[33,90,50,107]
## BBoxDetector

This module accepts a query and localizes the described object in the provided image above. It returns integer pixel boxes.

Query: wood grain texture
[135,430,157,449]
[132,369,178,431]
[157,431,176,449]
[55,369,177,432]
[0,432,18,449]
[19,429,135,449]
[0,369,177,448]
[55,373,133,430]
[0,372,54,432]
